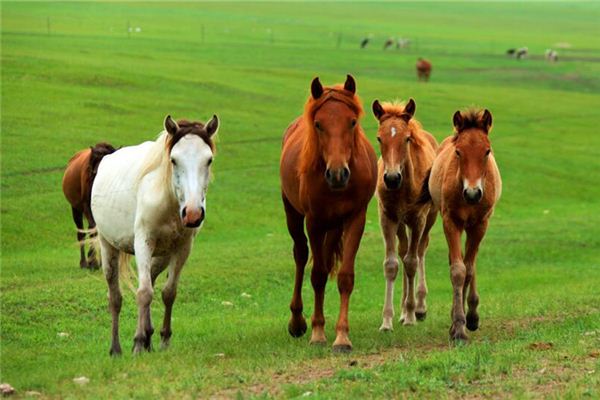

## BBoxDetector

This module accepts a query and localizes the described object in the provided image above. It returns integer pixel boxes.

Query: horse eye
[485,149,491,156]
[207,158,213,166]
[171,158,177,166]
[376,137,381,143]
[351,119,357,128]
[406,136,411,143]
[314,121,322,131]
[455,150,461,157]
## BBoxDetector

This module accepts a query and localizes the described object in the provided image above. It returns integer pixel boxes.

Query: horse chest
[148,221,192,256]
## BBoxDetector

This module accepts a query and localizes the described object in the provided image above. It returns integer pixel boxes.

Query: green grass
[2,2,600,398]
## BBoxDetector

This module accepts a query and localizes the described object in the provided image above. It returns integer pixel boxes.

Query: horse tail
[86,142,117,205]
[118,252,136,294]
[416,168,432,205]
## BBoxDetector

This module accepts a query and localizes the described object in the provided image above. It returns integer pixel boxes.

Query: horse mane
[379,101,426,147]
[299,85,364,174]
[137,119,216,189]
[453,108,488,135]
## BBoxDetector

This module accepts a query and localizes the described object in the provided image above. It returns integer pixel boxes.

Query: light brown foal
[372,99,438,331]
[425,108,502,342]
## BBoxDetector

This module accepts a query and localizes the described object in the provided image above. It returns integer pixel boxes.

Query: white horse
[91,114,219,355]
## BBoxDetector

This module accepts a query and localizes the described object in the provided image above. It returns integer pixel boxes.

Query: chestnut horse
[62,142,116,268]
[423,108,501,342]
[372,99,438,331]
[416,58,432,81]
[280,75,377,352]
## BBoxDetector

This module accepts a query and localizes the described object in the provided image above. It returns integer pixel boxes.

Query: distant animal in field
[360,37,370,48]
[545,49,558,62]
[420,108,502,343]
[371,98,438,331]
[506,48,516,56]
[280,75,377,352]
[384,38,395,50]
[516,47,528,59]
[416,58,432,81]
[91,114,219,355]
[62,142,116,269]
[396,38,411,49]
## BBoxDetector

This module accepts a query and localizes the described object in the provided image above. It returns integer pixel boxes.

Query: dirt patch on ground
[209,312,597,399]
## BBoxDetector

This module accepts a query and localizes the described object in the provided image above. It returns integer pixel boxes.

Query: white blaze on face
[391,127,397,137]
[170,135,213,217]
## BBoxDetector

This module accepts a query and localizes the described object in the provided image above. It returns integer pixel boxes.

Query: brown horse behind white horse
[416,58,432,81]
[372,98,438,331]
[422,108,502,342]
[62,142,116,268]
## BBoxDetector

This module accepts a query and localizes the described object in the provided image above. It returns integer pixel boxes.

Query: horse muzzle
[463,187,483,204]
[325,166,350,190]
[383,172,402,190]
[182,206,205,228]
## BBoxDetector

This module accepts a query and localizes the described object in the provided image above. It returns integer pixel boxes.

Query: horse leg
[306,218,327,345]
[72,207,87,268]
[464,220,488,332]
[100,236,122,356]
[332,210,367,353]
[379,210,399,332]
[283,194,309,338]
[83,205,99,269]
[443,215,467,343]
[397,223,409,324]
[415,209,437,321]
[402,216,425,326]
[159,243,190,350]
[132,235,155,354]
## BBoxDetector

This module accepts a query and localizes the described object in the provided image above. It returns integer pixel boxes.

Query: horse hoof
[288,318,307,338]
[332,344,352,354]
[466,313,479,331]
[109,346,122,357]
[415,311,427,321]
[80,261,89,269]
[309,339,327,346]
[88,260,100,270]
[379,325,393,332]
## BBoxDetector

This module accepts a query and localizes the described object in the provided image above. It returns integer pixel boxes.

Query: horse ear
[344,74,356,94]
[452,111,464,132]
[311,77,323,99]
[205,114,219,137]
[401,98,416,121]
[372,99,384,121]
[165,115,179,135]
[481,109,493,133]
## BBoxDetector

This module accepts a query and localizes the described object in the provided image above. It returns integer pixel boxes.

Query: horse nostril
[325,169,332,181]
[181,207,187,219]
[341,167,350,182]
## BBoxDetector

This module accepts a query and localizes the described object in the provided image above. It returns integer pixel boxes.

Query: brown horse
[62,142,116,268]
[280,75,377,352]
[416,58,432,81]
[423,108,502,342]
[372,98,438,331]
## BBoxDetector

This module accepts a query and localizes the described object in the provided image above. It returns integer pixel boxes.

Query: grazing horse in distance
[62,142,116,269]
[416,58,432,81]
[360,37,370,49]
[384,38,394,50]
[422,108,502,343]
[372,98,438,331]
[91,114,219,355]
[516,47,528,60]
[280,75,377,352]
[545,49,558,62]
[506,48,516,56]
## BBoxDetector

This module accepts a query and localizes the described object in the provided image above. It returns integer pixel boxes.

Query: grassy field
[2,2,600,398]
